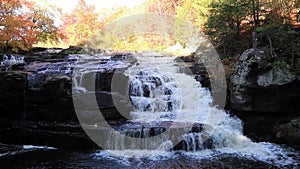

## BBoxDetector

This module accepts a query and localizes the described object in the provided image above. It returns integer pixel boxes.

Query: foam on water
[100,56,299,168]
[23,145,57,150]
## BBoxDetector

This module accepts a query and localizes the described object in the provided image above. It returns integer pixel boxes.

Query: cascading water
[100,56,299,168]
[129,68,181,113]
[4,53,297,168]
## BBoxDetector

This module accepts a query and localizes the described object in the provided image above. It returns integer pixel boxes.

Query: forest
[1,0,300,70]
[1,1,300,167]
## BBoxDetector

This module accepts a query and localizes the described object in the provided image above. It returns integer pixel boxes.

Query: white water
[104,56,298,167]
[23,145,57,150]
[68,54,298,167]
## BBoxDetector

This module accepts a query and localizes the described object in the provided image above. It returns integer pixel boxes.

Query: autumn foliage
[59,0,101,46]
[0,0,299,66]
[0,0,59,53]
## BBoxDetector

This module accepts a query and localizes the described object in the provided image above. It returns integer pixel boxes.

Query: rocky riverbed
[0,47,299,168]
[0,46,299,147]
[0,47,211,149]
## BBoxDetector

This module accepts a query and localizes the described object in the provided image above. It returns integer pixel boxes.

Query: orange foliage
[59,0,101,46]
[146,0,183,15]
[0,0,59,52]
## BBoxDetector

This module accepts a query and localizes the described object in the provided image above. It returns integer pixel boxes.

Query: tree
[203,0,252,57]
[248,0,300,75]
[249,0,260,27]
[28,2,62,44]
[146,0,182,15]
[59,0,101,46]
[0,0,59,53]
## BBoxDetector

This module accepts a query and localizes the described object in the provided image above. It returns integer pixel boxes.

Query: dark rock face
[0,119,211,150]
[25,74,76,121]
[0,120,96,149]
[231,48,300,145]
[273,117,300,145]
[0,67,133,148]
[0,53,134,149]
[0,72,27,119]
[0,64,131,122]
[236,113,300,145]
[230,48,300,113]
[191,64,211,89]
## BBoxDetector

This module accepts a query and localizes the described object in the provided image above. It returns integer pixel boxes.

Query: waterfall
[118,56,230,151]
[67,54,297,167]
[129,68,181,113]
[103,56,298,167]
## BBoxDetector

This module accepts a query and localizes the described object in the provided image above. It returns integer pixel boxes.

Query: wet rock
[0,63,130,122]
[195,74,210,89]
[60,46,84,55]
[190,63,211,89]
[73,91,131,122]
[25,74,76,121]
[174,54,197,62]
[27,73,127,121]
[230,48,300,113]
[104,122,213,151]
[24,62,54,73]
[273,117,300,145]
[28,47,63,54]
[0,71,27,119]
[0,52,137,149]
[111,53,131,60]
[0,118,214,150]
[95,71,113,92]
[11,64,25,71]
[0,120,97,149]
[31,47,50,53]
[236,113,300,145]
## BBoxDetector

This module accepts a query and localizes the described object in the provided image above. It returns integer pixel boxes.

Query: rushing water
[1,54,299,168]
[103,56,299,168]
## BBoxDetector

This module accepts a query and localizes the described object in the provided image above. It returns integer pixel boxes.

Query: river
[0,54,299,168]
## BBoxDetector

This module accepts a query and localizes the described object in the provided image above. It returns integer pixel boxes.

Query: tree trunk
[255,0,259,26]
[252,0,260,27]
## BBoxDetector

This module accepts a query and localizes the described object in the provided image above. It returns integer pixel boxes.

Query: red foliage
[59,0,101,45]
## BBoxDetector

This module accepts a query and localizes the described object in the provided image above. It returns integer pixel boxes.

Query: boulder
[257,67,295,87]
[230,48,300,113]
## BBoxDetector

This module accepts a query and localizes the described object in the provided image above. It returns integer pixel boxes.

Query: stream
[0,54,299,168]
